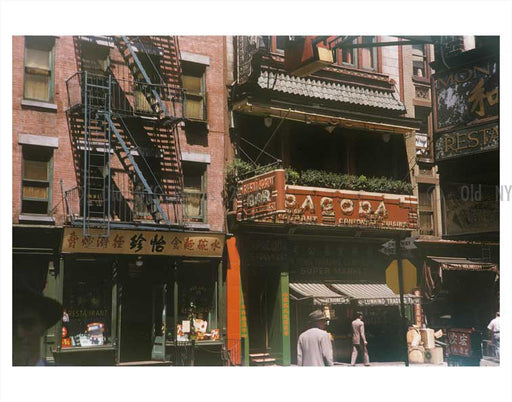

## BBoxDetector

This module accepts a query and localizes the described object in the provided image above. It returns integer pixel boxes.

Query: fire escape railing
[65,35,185,234]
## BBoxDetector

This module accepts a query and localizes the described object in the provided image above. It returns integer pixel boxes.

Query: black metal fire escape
[66,35,184,237]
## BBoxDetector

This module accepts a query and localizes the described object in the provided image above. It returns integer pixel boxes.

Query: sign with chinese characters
[435,123,499,161]
[236,169,286,221]
[61,228,225,258]
[432,57,498,133]
[413,289,422,327]
[447,328,474,357]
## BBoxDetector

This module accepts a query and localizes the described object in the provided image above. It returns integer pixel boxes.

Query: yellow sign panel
[61,228,225,258]
[385,259,417,295]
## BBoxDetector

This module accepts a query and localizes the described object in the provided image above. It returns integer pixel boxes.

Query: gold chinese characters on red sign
[236,170,418,230]
[61,228,225,258]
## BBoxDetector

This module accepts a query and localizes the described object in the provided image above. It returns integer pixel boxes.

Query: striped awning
[289,283,350,305]
[330,283,418,306]
[427,256,497,271]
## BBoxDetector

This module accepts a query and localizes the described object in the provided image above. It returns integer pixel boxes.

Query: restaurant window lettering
[61,262,112,348]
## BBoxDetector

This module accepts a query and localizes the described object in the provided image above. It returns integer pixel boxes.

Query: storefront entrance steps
[249,353,277,366]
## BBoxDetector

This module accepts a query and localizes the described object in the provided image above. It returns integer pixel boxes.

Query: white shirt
[297,327,333,366]
[488,317,500,333]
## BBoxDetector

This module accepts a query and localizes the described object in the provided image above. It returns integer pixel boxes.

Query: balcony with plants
[227,108,418,233]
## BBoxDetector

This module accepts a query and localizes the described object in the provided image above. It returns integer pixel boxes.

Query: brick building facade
[12,36,231,365]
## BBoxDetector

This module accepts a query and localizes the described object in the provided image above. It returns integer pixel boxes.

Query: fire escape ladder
[102,113,171,225]
[82,72,112,238]
[170,35,185,212]
[114,36,177,125]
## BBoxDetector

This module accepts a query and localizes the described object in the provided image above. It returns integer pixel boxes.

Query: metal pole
[218,260,224,337]
[173,261,179,341]
[396,237,409,367]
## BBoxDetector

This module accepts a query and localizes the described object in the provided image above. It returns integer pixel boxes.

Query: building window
[361,36,377,71]
[81,41,110,76]
[335,37,358,67]
[272,36,287,53]
[182,162,207,222]
[62,262,112,348]
[412,44,427,78]
[182,62,207,121]
[415,106,432,159]
[134,52,162,114]
[24,36,55,102]
[21,146,53,215]
[418,184,435,236]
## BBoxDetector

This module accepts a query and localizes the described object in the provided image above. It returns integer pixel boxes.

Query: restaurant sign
[236,169,286,221]
[432,57,499,133]
[237,170,417,230]
[61,228,225,258]
[435,122,499,161]
[447,328,475,357]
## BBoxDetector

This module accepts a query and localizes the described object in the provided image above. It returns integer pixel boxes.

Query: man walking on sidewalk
[297,310,333,366]
[351,311,370,366]
[487,312,500,359]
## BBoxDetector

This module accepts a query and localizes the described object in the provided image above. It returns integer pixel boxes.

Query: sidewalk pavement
[334,361,447,367]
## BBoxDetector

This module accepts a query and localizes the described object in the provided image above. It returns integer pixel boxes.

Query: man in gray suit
[351,311,370,366]
[297,310,334,366]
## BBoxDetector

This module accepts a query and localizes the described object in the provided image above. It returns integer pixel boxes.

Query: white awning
[289,283,350,305]
[330,283,418,306]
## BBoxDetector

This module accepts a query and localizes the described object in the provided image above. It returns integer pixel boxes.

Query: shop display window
[174,262,219,342]
[62,260,112,347]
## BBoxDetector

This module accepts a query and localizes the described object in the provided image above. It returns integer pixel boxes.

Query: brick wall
[178,36,227,232]
[12,36,228,232]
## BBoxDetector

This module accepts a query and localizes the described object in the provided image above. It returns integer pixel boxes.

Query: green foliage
[224,159,413,203]
[285,168,300,185]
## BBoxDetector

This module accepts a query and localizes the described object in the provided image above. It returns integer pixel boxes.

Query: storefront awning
[289,283,350,305]
[427,256,498,271]
[330,283,418,306]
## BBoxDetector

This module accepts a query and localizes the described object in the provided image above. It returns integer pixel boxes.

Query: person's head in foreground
[309,309,329,330]
[13,280,62,366]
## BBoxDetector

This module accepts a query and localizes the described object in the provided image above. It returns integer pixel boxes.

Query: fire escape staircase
[112,35,184,215]
[113,36,180,125]
[101,113,170,225]
[69,36,186,235]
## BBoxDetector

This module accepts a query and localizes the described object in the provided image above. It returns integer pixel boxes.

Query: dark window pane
[275,36,287,51]
[22,200,48,214]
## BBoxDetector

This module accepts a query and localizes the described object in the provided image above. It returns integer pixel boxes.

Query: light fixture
[324,125,336,134]
[264,116,273,128]
[382,133,391,143]
[135,256,144,267]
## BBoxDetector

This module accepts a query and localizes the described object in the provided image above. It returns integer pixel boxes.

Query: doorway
[119,260,169,363]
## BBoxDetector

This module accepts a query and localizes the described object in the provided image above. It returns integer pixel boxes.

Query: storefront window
[62,260,112,347]
[175,262,219,341]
